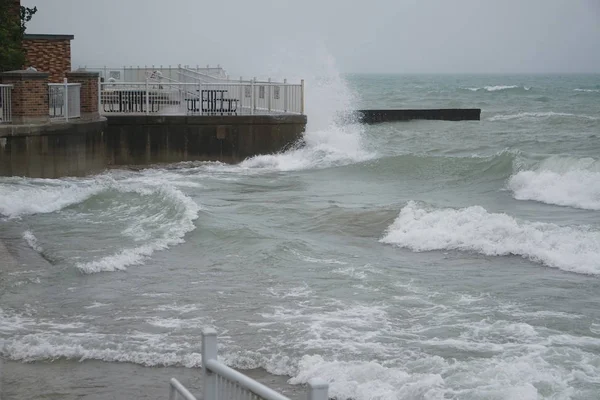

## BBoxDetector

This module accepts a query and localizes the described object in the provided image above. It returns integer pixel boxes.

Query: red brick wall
[23,39,72,82]
[0,72,50,122]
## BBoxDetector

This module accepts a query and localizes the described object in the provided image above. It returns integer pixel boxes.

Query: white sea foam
[574,88,600,93]
[22,230,43,253]
[485,85,520,91]
[380,201,600,275]
[489,111,599,122]
[291,249,348,265]
[508,156,600,210]
[0,179,103,218]
[208,49,373,173]
[467,85,528,92]
[83,302,110,309]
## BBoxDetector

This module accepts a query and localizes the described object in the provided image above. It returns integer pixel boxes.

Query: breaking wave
[574,88,600,93]
[489,111,599,122]
[0,173,200,273]
[508,156,600,210]
[467,85,530,92]
[380,201,600,275]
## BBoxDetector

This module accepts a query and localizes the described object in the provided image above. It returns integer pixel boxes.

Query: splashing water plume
[238,45,373,171]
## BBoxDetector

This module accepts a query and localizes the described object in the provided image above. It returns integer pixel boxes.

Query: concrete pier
[358,109,481,123]
[0,114,306,178]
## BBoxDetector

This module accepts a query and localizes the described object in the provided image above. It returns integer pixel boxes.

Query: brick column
[0,70,50,125]
[66,71,100,120]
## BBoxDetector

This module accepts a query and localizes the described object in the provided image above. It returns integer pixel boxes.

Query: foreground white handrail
[200,329,329,400]
[169,378,198,400]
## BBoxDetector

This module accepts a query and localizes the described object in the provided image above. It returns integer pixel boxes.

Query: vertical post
[284,79,288,113]
[300,79,305,115]
[202,329,218,400]
[239,77,243,112]
[64,77,69,121]
[268,77,272,113]
[307,378,329,400]
[251,78,256,115]
[98,76,102,114]
[103,65,107,81]
[145,78,150,115]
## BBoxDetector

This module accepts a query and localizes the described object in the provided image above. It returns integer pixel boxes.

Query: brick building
[5,0,74,82]
[23,34,74,82]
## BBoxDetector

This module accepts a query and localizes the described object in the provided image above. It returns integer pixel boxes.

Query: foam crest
[289,355,445,400]
[22,230,43,253]
[467,85,529,92]
[489,111,599,122]
[76,184,200,273]
[0,178,103,218]
[574,88,600,93]
[508,156,600,210]
[380,201,600,275]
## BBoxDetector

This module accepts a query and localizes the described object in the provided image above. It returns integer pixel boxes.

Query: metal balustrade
[168,330,329,400]
[0,84,12,124]
[167,329,329,400]
[49,81,81,120]
[100,80,304,116]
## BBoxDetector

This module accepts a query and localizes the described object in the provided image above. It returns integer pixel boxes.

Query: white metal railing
[0,84,13,124]
[169,378,198,400]
[99,80,304,116]
[79,65,229,83]
[178,328,329,400]
[49,80,81,121]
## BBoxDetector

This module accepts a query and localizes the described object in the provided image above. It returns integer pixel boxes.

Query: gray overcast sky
[23,0,600,76]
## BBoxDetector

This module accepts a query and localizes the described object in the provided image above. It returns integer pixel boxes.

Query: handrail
[0,84,13,124]
[169,378,198,400]
[99,80,304,115]
[205,359,291,400]
[167,330,328,400]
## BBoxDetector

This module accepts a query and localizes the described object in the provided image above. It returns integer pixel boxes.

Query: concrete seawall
[0,115,307,178]
[105,115,306,166]
[0,119,108,178]
[358,109,481,123]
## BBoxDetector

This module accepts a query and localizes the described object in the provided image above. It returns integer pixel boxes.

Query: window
[244,86,251,98]
[273,86,280,100]
[259,86,265,99]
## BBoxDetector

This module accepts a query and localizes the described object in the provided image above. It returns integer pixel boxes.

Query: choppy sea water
[1,73,600,399]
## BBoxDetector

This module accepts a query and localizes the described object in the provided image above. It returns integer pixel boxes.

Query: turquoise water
[1,74,600,399]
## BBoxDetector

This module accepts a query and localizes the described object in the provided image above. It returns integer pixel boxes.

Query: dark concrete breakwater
[358,109,481,123]
[0,115,306,178]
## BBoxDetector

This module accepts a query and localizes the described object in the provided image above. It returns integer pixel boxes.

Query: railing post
[202,329,218,400]
[64,77,69,122]
[284,79,288,113]
[98,77,102,115]
[268,78,272,113]
[307,378,329,400]
[300,79,305,115]
[239,77,243,112]
[251,78,256,115]
[145,78,150,115]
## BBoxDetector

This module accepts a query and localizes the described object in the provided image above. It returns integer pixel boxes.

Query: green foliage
[20,5,37,33]
[0,2,37,72]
